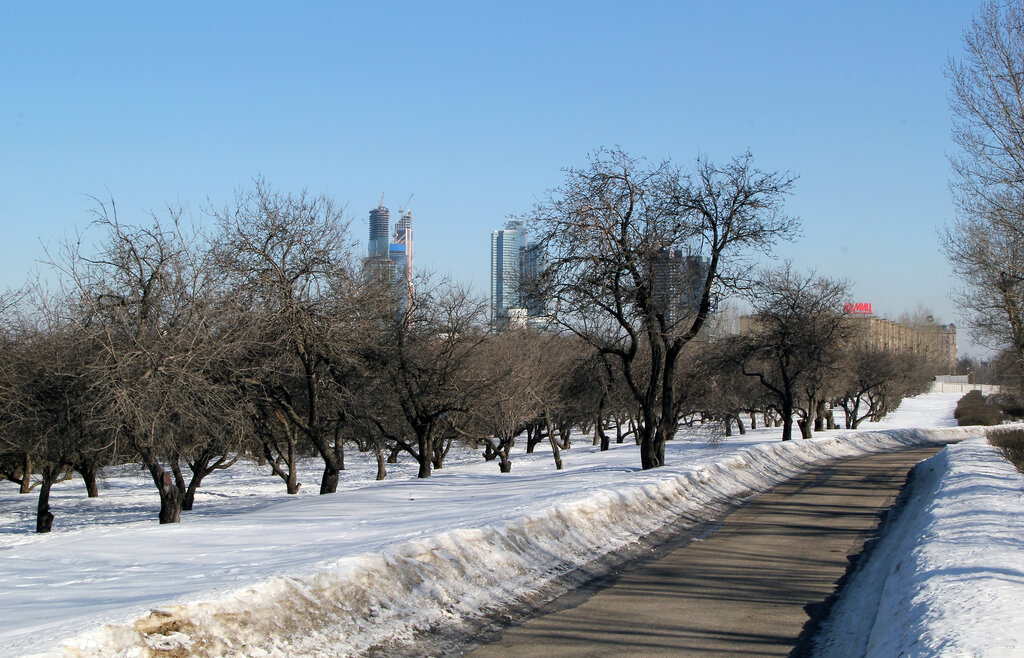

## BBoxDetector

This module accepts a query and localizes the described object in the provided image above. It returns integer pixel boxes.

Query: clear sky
[0,1,988,354]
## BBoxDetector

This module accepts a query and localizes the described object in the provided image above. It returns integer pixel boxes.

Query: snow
[814,433,1024,657]
[0,391,1020,656]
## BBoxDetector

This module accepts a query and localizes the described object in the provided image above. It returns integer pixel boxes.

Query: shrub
[954,390,1003,426]
[990,393,1024,420]
[988,428,1024,474]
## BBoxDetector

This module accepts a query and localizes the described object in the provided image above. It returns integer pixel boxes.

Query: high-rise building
[391,210,414,313]
[491,226,522,325]
[491,223,548,328]
[653,249,711,325]
[368,203,391,259]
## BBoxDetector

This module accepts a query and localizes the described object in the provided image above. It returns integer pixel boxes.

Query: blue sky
[1,1,987,353]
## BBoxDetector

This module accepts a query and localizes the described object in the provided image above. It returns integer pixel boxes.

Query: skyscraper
[491,226,522,325]
[653,249,711,325]
[368,202,390,259]
[391,210,414,313]
[491,223,547,328]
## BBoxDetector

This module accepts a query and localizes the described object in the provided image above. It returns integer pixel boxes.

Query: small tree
[357,279,490,478]
[53,201,243,523]
[731,265,851,441]
[213,180,359,495]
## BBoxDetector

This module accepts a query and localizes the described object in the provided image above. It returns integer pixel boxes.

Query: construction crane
[398,193,414,216]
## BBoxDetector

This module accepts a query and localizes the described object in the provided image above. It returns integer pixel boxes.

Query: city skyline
[1,2,985,353]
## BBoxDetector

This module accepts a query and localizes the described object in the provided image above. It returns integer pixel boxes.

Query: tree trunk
[416,433,433,478]
[432,437,449,470]
[262,438,301,494]
[76,460,99,498]
[148,468,183,524]
[497,445,512,473]
[736,415,746,435]
[724,415,733,437]
[181,453,212,511]
[640,435,665,469]
[35,467,58,533]
[814,399,828,432]
[372,436,387,481]
[171,458,187,501]
[805,396,816,438]
[639,416,667,469]
[387,444,401,464]
[183,479,200,511]
[285,438,300,493]
[20,453,31,494]
[320,463,339,494]
[544,406,562,470]
[781,399,795,441]
[558,422,572,450]
[749,412,757,430]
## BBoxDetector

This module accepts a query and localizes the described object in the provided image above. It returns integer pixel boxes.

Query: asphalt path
[465,446,941,657]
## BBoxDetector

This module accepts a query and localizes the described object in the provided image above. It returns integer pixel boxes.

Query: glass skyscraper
[490,227,522,325]
[491,223,548,328]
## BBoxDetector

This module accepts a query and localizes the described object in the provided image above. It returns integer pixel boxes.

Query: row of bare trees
[0,181,636,531]
[0,157,933,533]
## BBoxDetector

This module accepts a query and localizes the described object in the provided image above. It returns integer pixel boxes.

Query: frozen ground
[0,391,1019,656]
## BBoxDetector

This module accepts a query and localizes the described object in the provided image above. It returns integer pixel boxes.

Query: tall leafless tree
[526,148,798,468]
[945,0,1024,384]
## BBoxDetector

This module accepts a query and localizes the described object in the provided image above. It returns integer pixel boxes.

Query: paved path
[466,446,940,657]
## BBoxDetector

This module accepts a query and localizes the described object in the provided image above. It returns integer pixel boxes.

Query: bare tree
[0,304,110,532]
[52,201,246,523]
[213,180,358,494]
[835,348,902,428]
[526,148,798,468]
[730,265,851,441]
[464,331,539,473]
[945,0,1024,384]
[356,278,490,478]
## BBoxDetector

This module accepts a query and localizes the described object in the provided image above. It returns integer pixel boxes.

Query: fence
[930,381,1002,395]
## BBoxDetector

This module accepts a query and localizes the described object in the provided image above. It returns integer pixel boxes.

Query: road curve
[464,446,941,657]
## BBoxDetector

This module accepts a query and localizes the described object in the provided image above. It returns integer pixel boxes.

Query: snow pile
[814,432,1024,657]
[49,427,973,657]
[0,391,976,656]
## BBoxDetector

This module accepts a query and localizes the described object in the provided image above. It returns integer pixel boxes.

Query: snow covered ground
[0,391,1019,656]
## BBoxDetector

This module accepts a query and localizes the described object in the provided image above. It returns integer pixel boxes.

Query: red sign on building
[843,302,873,315]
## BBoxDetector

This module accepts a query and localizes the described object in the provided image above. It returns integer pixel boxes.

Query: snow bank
[814,430,1024,657]
[53,427,972,657]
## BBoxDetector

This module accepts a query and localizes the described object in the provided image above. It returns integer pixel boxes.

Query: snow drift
[814,431,1024,657]
[53,427,974,657]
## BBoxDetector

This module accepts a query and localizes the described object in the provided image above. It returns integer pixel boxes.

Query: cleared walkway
[466,446,941,657]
